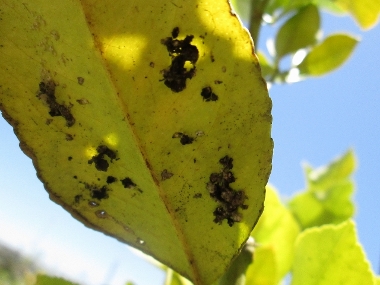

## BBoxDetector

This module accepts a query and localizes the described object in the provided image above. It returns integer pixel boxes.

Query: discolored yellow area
[0,0,272,284]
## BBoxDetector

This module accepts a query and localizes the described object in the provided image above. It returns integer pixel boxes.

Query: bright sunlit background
[1,10,379,285]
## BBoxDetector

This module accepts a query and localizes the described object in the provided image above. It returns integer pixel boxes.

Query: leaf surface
[335,0,380,29]
[251,185,300,281]
[35,274,79,285]
[275,4,320,58]
[291,220,375,285]
[0,0,273,283]
[289,150,355,229]
[298,34,358,76]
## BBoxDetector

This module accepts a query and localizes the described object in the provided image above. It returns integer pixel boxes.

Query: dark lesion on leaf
[207,155,248,227]
[86,184,109,200]
[106,176,117,184]
[88,145,117,172]
[160,27,199,92]
[121,177,136,188]
[201,86,218,102]
[38,80,75,127]
[172,132,194,145]
[161,169,174,181]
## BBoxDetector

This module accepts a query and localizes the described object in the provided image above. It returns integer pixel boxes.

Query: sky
[0,7,380,285]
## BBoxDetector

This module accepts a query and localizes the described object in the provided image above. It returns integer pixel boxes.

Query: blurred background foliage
[1,0,380,284]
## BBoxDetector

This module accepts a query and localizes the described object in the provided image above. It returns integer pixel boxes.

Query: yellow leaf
[336,0,380,30]
[0,0,273,284]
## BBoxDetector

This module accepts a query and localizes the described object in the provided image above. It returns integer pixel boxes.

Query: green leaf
[298,34,359,76]
[35,274,79,285]
[265,0,312,16]
[218,239,254,285]
[0,1,273,284]
[257,52,276,79]
[230,0,252,24]
[165,268,193,285]
[275,5,320,58]
[306,149,356,190]
[245,245,277,285]
[289,150,356,229]
[291,220,375,285]
[251,185,300,280]
[335,0,380,30]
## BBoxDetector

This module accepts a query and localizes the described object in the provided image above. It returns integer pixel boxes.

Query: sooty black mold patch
[207,155,248,227]
[38,80,75,127]
[88,145,117,172]
[161,27,199,92]
[201,87,218,102]
[86,184,109,200]
[172,132,194,145]
[106,176,117,184]
[121,177,136,188]
[161,169,174,181]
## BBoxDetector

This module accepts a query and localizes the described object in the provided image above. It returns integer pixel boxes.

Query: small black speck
[180,134,194,145]
[121,177,136,188]
[201,87,218,102]
[73,176,77,179]
[106,176,117,184]
[77,77,84,85]
[90,185,109,200]
[68,156,72,161]
[172,27,179,38]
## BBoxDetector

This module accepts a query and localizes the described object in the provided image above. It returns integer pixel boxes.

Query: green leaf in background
[298,34,358,76]
[218,239,254,285]
[230,0,251,24]
[264,0,312,17]
[335,0,380,30]
[164,268,193,285]
[251,185,300,281]
[35,274,79,285]
[245,245,277,285]
[275,5,320,58]
[306,149,355,189]
[257,52,276,79]
[291,220,376,285]
[289,150,355,229]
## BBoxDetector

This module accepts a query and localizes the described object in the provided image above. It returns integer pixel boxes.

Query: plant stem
[249,0,270,48]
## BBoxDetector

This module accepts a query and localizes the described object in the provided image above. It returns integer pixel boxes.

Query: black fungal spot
[161,169,174,181]
[88,145,117,172]
[193,193,202,198]
[172,27,179,38]
[38,80,75,127]
[207,155,248,227]
[172,132,194,145]
[66,134,73,141]
[161,28,199,92]
[74,194,82,204]
[121,177,136,188]
[106,176,117,184]
[77,77,84,85]
[68,156,72,161]
[201,87,218,102]
[73,175,77,179]
[85,184,109,200]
